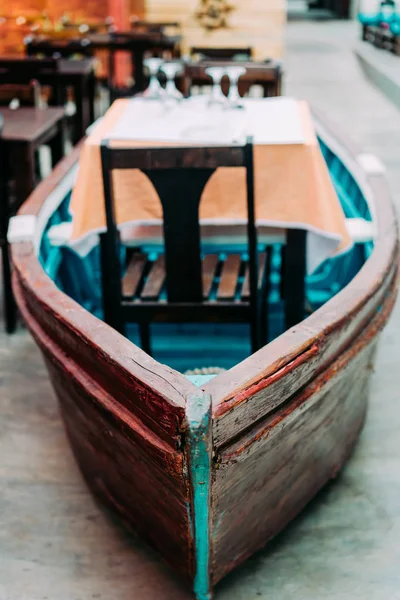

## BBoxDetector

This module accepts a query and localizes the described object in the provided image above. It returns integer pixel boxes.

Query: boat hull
[10,113,399,599]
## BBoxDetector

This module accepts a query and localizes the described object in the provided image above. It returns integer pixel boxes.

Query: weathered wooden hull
[10,113,399,599]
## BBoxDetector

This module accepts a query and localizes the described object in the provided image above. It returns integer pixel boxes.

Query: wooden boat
[9,111,398,600]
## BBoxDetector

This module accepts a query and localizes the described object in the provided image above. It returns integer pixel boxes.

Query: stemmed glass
[205,67,228,107]
[143,57,164,99]
[225,66,247,108]
[160,61,184,100]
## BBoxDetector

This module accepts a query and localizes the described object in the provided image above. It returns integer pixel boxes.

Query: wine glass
[160,61,183,100]
[225,66,247,109]
[205,67,228,107]
[143,57,164,99]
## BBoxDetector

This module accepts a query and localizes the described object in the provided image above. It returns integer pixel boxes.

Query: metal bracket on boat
[7,215,37,244]
[357,153,386,175]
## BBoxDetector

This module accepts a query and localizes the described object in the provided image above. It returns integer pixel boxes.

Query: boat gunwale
[11,144,199,445]
[205,112,398,441]
[217,273,398,464]
[10,111,399,442]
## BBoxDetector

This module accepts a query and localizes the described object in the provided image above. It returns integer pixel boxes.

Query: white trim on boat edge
[46,218,375,249]
[7,215,37,244]
[345,217,376,243]
[357,153,386,175]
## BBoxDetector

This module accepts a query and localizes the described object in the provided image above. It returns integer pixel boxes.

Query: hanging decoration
[195,0,236,31]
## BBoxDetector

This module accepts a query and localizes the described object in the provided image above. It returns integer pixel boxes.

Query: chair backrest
[0,57,60,85]
[0,81,41,107]
[190,46,253,61]
[182,60,282,98]
[107,31,181,93]
[25,36,94,59]
[100,140,258,306]
[109,30,181,54]
[0,113,5,247]
[131,19,181,35]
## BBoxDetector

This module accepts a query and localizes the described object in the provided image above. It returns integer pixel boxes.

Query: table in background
[0,106,66,333]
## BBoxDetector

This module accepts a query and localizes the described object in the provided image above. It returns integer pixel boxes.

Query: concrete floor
[1,20,400,600]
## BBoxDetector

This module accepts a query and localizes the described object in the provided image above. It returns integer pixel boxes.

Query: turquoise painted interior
[38,138,373,375]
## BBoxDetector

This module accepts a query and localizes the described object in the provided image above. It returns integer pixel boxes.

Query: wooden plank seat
[122,251,270,305]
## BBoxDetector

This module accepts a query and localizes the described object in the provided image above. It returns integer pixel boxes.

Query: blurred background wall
[0,0,286,59]
[145,0,286,59]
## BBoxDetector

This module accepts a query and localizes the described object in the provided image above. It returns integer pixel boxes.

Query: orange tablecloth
[69,98,351,272]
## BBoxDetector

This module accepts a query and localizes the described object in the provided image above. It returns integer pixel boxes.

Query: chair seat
[122,251,269,304]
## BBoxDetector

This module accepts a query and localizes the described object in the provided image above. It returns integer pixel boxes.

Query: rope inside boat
[185,367,226,376]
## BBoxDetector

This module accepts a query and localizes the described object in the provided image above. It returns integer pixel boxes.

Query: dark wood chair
[0,113,17,333]
[25,36,95,60]
[0,58,62,179]
[190,46,253,61]
[130,18,181,35]
[0,57,60,79]
[99,139,271,356]
[0,79,42,187]
[131,21,182,58]
[181,60,283,98]
[0,81,41,107]
[22,46,97,141]
[106,31,181,99]
[0,57,62,104]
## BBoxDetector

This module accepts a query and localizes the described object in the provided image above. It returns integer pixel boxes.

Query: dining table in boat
[69,96,351,276]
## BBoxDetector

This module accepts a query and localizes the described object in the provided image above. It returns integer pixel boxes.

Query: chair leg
[139,322,152,356]
[259,248,272,347]
[279,246,285,300]
[284,229,307,330]
[99,232,124,334]
[1,241,17,334]
[250,316,260,355]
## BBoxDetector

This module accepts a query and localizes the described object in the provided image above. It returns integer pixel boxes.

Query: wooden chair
[0,57,60,79]
[0,81,41,107]
[131,21,182,58]
[0,114,17,333]
[99,139,271,356]
[130,18,181,35]
[107,31,181,99]
[0,63,56,193]
[25,36,94,60]
[190,46,253,61]
[182,60,283,98]
[0,57,62,103]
